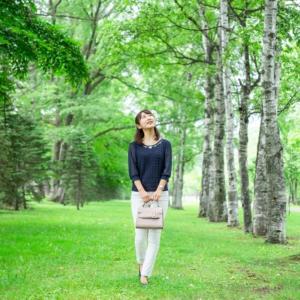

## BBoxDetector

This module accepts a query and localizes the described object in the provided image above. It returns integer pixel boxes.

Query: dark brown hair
[134,109,160,144]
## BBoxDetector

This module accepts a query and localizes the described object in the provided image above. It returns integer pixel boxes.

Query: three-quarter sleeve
[128,143,140,181]
[160,140,172,181]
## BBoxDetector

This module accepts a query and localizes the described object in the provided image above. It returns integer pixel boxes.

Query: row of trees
[120,0,299,244]
[199,0,287,243]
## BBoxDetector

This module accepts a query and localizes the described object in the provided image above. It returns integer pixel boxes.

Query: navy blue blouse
[128,138,172,192]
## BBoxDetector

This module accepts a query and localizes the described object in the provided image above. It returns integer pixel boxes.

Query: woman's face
[137,112,156,129]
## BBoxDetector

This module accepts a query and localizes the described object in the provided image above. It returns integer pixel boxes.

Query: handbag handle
[142,199,160,208]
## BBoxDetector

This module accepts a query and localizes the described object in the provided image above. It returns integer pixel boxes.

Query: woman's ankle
[140,275,148,282]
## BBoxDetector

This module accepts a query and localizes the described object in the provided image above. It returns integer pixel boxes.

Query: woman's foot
[140,275,148,285]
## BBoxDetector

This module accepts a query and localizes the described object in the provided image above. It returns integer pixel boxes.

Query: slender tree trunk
[208,23,227,222]
[198,4,214,217]
[262,0,287,244]
[22,185,27,209]
[291,180,298,204]
[288,182,295,204]
[295,181,298,204]
[76,166,82,210]
[198,74,214,217]
[48,139,68,201]
[253,115,268,235]
[170,140,177,205]
[172,126,186,209]
[221,0,239,227]
[239,44,252,232]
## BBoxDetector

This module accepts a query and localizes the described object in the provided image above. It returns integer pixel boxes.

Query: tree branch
[89,118,203,142]
[36,13,92,21]
[174,0,202,31]
[109,75,177,101]
[196,0,219,10]
[84,0,102,60]
[183,150,203,163]
[155,34,206,64]
[250,53,261,90]
[278,92,299,115]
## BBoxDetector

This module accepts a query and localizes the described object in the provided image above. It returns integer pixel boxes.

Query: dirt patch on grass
[287,253,300,262]
[253,285,283,295]
[234,266,269,282]
[275,253,300,265]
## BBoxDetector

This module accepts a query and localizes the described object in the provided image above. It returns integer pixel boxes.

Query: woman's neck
[142,128,156,143]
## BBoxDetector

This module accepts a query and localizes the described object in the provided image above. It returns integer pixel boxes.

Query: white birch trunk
[221,0,239,227]
[253,114,268,235]
[208,11,227,222]
[239,43,252,233]
[198,4,214,217]
[261,0,287,243]
[172,126,186,209]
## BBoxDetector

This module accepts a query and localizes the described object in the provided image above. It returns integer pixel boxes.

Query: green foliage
[0,1,89,209]
[0,102,49,209]
[279,104,300,203]
[62,131,98,207]
[0,0,88,100]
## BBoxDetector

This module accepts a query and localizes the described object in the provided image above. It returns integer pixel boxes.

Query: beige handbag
[136,200,164,229]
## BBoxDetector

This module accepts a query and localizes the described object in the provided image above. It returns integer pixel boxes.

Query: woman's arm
[133,179,145,192]
[128,143,140,182]
[153,140,172,200]
[128,143,150,202]
[160,140,172,182]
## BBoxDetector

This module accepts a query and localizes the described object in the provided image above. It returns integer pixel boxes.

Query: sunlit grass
[0,200,299,299]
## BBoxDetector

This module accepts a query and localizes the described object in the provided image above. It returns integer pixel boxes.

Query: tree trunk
[48,139,69,201]
[208,6,227,222]
[221,0,239,227]
[239,44,252,232]
[198,4,214,218]
[170,140,177,205]
[22,185,27,209]
[253,115,268,235]
[262,0,287,244]
[172,126,186,209]
[208,59,227,221]
[295,181,298,204]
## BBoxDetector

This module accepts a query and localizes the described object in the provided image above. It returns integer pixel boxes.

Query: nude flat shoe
[140,275,148,285]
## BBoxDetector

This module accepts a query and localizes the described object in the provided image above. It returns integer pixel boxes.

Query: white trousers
[130,190,169,277]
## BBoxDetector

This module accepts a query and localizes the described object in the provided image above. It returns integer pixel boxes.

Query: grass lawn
[0,199,299,300]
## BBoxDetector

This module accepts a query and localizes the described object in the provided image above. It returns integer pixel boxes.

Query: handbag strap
[142,200,160,208]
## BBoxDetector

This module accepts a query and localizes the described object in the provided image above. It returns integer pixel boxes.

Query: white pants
[130,190,169,277]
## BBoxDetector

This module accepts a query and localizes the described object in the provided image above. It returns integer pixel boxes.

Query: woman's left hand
[152,188,162,201]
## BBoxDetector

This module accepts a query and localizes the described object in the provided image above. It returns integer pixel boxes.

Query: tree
[0,103,49,209]
[62,131,98,209]
[208,2,227,223]
[0,0,87,209]
[221,0,239,227]
[261,0,287,244]
[198,3,215,218]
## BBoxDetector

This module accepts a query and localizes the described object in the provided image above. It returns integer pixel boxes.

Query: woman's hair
[134,109,160,144]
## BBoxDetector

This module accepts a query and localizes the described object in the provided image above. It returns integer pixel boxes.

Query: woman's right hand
[139,190,151,203]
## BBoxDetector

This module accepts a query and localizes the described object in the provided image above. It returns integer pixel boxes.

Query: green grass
[0,200,300,300]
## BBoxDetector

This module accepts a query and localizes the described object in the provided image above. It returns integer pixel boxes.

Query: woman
[128,109,172,285]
